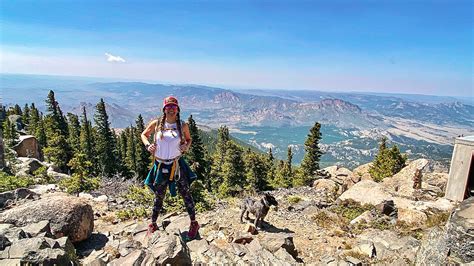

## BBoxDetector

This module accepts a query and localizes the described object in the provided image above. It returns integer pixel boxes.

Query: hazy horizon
[1,1,472,97]
[1,73,472,101]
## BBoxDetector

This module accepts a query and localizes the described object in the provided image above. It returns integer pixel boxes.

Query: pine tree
[0,105,6,133]
[266,148,276,188]
[13,104,22,116]
[369,137,407,182]
[219,141,246,197]
[35,114,47,149]
[2,118,19,147]
[67,113,81,153]
[80,107,95,164]
[186,115,208,180]
[43,129,70,171]
[244,149,270,192]
[22,104,30,130]
[28,103,40,135]
[44,91,72,172]
[209,125,231,192]
[45,90,68,137]
[126,126,137,175]
[297,122,323,186]
[94,98,118,177]
[287,146,293,177]
[134,114,150,179]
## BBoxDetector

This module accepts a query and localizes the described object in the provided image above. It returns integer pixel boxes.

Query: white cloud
[105,52,126,63]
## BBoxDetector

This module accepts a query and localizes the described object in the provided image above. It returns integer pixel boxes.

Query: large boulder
[446,197,474,263]
[0,195,94,243]
[415,227,449,264]
[14,157,46,177]
[338,180,391,206]
[382,159,429,197]
[14,136,41,160]
[352,162,373,182]
[313,179,338,194]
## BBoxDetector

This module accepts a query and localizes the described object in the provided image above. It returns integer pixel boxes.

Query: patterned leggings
[151,164,196,223]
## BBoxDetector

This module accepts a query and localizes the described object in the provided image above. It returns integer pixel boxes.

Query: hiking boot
[187,221,200,240]
[148,223,159,234]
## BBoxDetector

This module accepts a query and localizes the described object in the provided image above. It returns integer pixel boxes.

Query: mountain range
[2,74,473,169]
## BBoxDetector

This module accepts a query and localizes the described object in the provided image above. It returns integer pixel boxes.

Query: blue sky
[1,0,472,96]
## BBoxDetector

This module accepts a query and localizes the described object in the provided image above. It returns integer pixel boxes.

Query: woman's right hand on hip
[147,143,156,154]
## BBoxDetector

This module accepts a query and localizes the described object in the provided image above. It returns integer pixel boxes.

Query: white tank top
[155,121,182,159]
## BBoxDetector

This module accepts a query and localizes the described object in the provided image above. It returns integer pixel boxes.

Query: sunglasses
[165,105,178,110]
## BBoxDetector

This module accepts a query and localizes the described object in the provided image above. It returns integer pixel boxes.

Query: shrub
[288,195,302,204]
[332,199,374,222]
[59,174,100,195]
[0,171,36,192]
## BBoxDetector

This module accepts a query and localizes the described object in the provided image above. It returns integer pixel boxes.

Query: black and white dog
[240,193,279,228]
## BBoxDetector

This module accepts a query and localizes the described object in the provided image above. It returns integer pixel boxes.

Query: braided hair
[156,111,185,144]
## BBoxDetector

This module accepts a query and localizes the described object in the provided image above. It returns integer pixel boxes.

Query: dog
[240,193,278,228]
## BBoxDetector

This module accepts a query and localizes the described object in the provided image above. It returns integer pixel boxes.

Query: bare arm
[141,119,158,146]
[180,122,192,152]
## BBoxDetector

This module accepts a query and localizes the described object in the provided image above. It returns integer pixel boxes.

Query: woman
[141,96,200,240]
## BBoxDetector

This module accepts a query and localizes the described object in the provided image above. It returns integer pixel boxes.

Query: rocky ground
[1,158,473,265]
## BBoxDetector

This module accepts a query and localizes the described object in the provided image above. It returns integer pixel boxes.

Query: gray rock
[109,249,146,266]
[415,227,448,265]
[0,195,94,242]
[15,157,45,175]
[3,228,29,240]
[8,238,50,259]
[149,232,191,265]
[345,256,362,266]
[0,234,12,250]
[21,220,52,238]
[446,197,474,263]
[260,233,298,260]
[0,191,14,208]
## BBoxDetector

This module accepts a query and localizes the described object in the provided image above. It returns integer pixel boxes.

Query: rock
[0,234,12,250]
[187,239,210,254]
[0,191,14,208]
[0,223,14,233]
[244,223,257,235]
[14,188,38,200]
[357,230,420,262]
[338,180,392,206]
[14,157,45,176]
[149,232,191,265]
[352,163,373,182]
[0,195,94,242]
[28,184,58,195]
[233,233,253,244]
[350,210,376,225]
[22,248,72,265]
[446,197,474,263]
[375,200,397,218]
[8,238,50,258]
[260,233,298,260]
[382,159,429,197]
[83,249,112,266]
[313,179,338,194]
[79,192,94,200]
[345,256,362,265]
[352,242,376,258]
[21,220,52,238]
[2,228,29,240]
[415,227,448,264]
[109,249,146,266]
[94,195,108,202]
[398,208,427,226]
[14,136,41,159]
[46,168,70,181]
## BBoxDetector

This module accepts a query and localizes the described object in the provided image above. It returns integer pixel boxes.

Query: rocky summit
[1,160,473,265]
